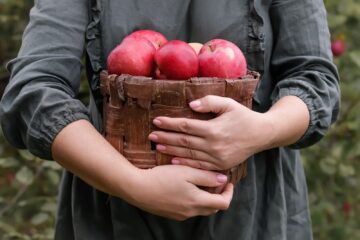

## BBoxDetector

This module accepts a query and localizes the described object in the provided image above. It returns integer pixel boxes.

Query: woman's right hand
[128,165,233,221]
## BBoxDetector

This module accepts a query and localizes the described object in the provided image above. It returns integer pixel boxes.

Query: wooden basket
[100,70,260,192]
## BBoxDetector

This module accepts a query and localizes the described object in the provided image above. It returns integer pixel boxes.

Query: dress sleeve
[269,0,340,148]
[0,0,90,159]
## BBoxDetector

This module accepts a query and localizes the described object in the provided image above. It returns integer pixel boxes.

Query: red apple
[342,201,351,216]
[107,35,156,76]
[198,39,247,78]
[154,40,199,80]
[128,30,168,49]
[189,42,203,55]
[331,39,346,57]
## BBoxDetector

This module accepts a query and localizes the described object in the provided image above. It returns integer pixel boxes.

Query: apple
[189,42,203,55]
[198,39,247,78]
[154,40,199,80]
[342,201,351,215]
[127,30,168,49]
[331,39,346,57]
[107,35,156,77]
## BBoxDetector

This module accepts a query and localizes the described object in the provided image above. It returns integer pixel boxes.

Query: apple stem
[208,44,216,52]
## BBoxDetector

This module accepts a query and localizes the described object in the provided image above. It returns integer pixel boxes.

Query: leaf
[319,159,337,175]
[324,202,337,216]
[327,14,347,28]
[346,177,359,188]
[0,221,15,233]
[339,164,355,177]
[0,157,19,168]
[338,0,355,15]
[44,228,55,239]
[349,51,360,67]
[45,170,60,185]
[17,149,35,161]
[42,161,62,170]
[41,202,57,214]
[3,231,31,240]
[308,192,317,205]
[15,166,34,185]
[17,200,27,207]
[30,212,49,226]
[331,145,343,159]
[346,120,359,131]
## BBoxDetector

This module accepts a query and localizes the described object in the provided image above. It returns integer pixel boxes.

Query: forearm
[51,119,233,220]
[264,95,310,149]
[51,119,139,200]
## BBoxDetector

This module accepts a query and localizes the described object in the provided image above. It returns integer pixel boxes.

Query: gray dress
[0,0,340,239]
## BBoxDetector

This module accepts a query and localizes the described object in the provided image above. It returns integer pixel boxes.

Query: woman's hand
[149,95,309,171]
[52,120,233,221]
[130,165,233,221]
[148,95,272,171]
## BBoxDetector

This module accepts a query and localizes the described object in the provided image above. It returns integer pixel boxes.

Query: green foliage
[0,1,63,239]
[0,0,32,76]
[0,0,359,239]
[0,133,61,239]
[302,0,360,239]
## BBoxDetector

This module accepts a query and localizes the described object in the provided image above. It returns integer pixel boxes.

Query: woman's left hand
[148,95,274,171]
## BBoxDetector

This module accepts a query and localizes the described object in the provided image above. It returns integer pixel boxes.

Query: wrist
[261,111,279,150]
[255,111,278,152]
[118,168,156,208]
[122,168,146,203]
[261,96,310,149]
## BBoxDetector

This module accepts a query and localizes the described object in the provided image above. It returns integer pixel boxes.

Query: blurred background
[0,0,359,239]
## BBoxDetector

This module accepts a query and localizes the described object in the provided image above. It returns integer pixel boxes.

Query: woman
[0,0,340,239]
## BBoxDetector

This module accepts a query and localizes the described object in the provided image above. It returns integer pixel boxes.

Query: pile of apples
[107,30,247,80]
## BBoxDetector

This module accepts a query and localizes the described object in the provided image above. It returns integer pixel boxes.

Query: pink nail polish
[216,174,228,183]
[172,159,180,164]
[148,134,158,141]
[153,119,161,125]
[189,100,201,108]
[156,144,166,151]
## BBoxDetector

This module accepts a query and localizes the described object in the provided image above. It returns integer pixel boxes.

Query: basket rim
[100,70,260,83]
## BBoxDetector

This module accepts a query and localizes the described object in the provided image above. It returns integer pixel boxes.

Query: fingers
[172,157,221,171]
[189,95,238,114]
[155,144,218,166]
[180,167,234,210]
[149,131,206,151]
[220,183,234,205]
[196,183,234,211]
[152,96,239,135]
[149,166,233,219]
[153,117,210,137]
[185,167,228,188]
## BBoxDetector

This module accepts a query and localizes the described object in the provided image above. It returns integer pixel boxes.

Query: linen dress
[0,0,340,239]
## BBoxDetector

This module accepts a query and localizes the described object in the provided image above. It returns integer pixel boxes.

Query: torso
[60,1,312,239]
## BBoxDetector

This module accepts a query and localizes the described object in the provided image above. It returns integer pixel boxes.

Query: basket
[100,70,260,193]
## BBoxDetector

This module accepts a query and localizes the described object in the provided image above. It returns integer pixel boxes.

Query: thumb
[189,95,238,114]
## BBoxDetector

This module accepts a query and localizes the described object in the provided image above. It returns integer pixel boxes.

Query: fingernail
[216,174,228,183]
[156,144,166,151]
[189,100,201,108]
[172,158,180,164]
[148,134,158,141]
[153,118,161,126]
